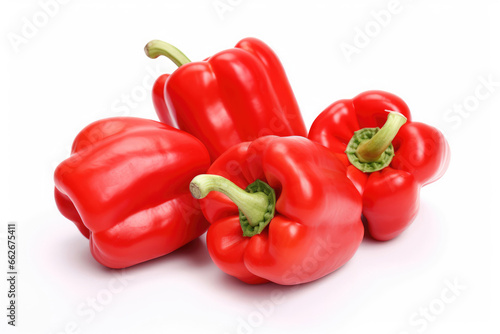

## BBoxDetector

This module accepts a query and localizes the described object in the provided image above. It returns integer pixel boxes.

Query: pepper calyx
[190,175,276,237]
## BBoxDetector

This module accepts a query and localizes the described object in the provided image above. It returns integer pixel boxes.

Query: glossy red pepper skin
[152,38,307,161]
[152,73,176,127]
[308,91,450,241]
[54,117,210,268]
[199,136,364,285]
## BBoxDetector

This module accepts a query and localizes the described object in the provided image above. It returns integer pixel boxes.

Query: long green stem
[345,111,407,173]
[144,40,191,67]
[190,175,276,237]
[356,112,407,162]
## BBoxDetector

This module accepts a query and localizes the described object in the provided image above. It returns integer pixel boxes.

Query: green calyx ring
[345,111,407,173]
[239,180,276,237]
[189,175,276,237]
[345,127,395,173]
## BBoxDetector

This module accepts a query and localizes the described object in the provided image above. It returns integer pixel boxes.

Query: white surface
[1,0,499,333]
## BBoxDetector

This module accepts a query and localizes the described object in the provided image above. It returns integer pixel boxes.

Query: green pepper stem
[190,175,271,228]
[144,40,191,67]
[356,111,407,162]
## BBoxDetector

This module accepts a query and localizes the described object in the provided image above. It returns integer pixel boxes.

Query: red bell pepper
[145,38,307,161]
[54,117,210,268]
[308,91,450,241]
[189,136,364,285]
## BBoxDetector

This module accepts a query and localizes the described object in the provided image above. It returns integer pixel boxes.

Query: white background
[1,0,499,333]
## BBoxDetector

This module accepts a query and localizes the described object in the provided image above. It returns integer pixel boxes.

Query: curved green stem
[144,40,191,67]
[190,175,276,237]
[345,111,407,173]
[356,112,407,162]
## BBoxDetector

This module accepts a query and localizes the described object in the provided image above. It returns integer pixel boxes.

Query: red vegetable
[54,117,210,268]
[145,38,307,161]
[308,91,450,241]
[189,136,364,285]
